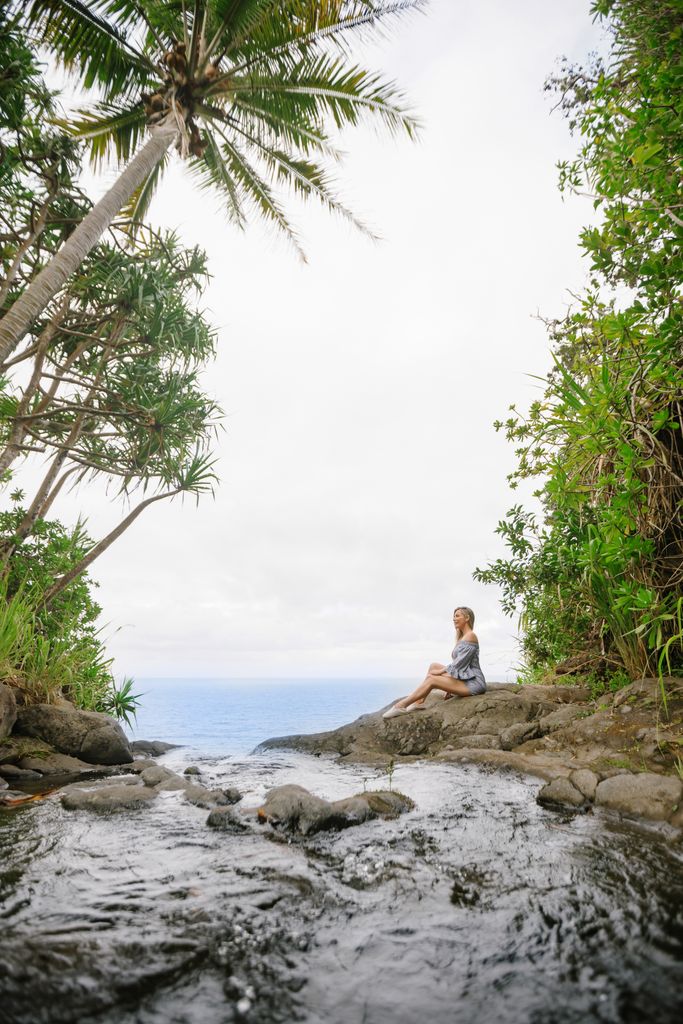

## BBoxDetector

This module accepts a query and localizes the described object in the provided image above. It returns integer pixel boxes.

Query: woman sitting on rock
[383,606,486,719]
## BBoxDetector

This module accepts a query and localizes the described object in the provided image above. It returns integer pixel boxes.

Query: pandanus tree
[1,227,221,602]
[0,0,421,364]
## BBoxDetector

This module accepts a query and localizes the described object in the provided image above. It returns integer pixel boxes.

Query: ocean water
[128,677,409,756]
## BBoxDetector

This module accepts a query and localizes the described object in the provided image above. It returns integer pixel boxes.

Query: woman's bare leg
[394,673,470,709]
[405,663,448,707]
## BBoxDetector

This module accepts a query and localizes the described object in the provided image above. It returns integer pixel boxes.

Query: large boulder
[257,784,414,835]
[594,772,682,822]
[15,705,132,765]
[0,684,17,740]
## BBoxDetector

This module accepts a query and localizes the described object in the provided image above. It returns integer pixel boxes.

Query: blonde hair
[455,606,475,641]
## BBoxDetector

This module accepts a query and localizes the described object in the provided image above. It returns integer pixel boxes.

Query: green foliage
[585,668,631,701]
[101,676,142,727]
[476,0,682,680]
[0,25,227,720]
[0,500,116,707]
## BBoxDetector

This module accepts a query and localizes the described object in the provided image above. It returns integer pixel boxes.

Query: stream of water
[2,681,683,1021]
[2,743,683,1023]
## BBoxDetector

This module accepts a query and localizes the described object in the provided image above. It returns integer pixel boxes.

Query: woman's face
[453,608,468,631]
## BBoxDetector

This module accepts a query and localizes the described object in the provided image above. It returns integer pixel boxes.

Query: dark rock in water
[537,778,587,810]
[258,784,331,834]
[0,764,41,780]
[140,764,180,788]
[0,788,35,805]
[60,780,156,812]
[184,765,200,775]
[595,772,682,821]
[183,784,236,809]
[206,806,249,831]
[257,784,414,835]
[0,684,17,741]
[15,705,132,765]
[221,786,242,805]
[130,739,180,756]
[0,777,7,790]
[127,757,158,773]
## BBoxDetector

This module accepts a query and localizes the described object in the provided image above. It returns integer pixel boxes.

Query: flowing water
[1,681,683,1022]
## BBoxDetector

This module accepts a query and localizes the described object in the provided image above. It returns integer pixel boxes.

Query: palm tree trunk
[0,122,177,366]
[44,488,181,603]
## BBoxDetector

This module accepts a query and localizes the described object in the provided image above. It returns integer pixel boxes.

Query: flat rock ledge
[260,678,683,832]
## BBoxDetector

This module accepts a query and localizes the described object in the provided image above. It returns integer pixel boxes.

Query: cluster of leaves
[475,0,682,680]
[0,500,115,706]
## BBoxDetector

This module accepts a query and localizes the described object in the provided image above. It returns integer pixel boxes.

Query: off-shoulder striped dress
[446,640,486,695]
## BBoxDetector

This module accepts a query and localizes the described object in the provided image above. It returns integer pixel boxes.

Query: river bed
[1,750,682,1023]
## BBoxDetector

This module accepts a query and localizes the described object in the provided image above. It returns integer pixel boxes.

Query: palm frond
[58,102,148,165]
[24,0,158,101]
[222,55,419,138]
[205,126,306,257]
[226,118,375,237]
[228,1,426,74]
[188,130,247,229]
[227,95,341,159]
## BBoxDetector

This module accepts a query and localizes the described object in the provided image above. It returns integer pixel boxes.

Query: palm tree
[0,0,422,364]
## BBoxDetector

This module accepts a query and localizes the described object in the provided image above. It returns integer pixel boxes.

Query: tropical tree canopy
[0,0,421,359]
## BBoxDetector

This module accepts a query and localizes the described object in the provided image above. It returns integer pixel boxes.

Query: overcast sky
[30,0,604,682]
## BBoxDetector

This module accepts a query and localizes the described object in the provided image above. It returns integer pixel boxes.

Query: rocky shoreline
[1,676,682,834]
[0,682,414,835]
[260,677,683,833]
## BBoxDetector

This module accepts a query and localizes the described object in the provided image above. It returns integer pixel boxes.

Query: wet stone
[129,739,180,756]
[0,764,42,780]
[184,765,201,775]
[61,781,157,812]
[184,784,234,809]
[258,784,414,835]
[141,764,172,787]
[206,806,249,832]
[537,777,587,810]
